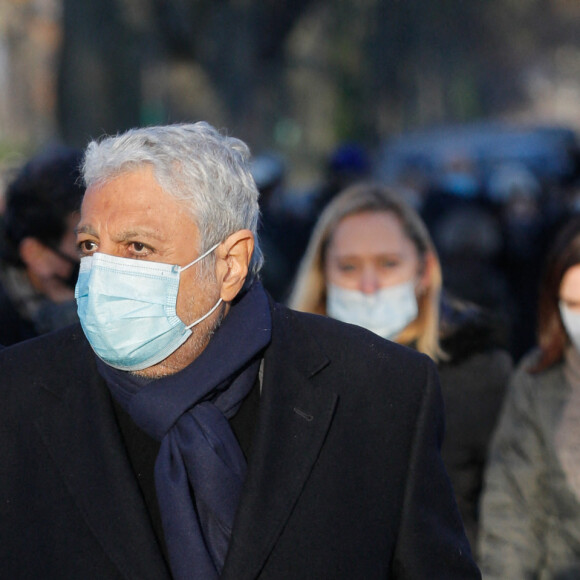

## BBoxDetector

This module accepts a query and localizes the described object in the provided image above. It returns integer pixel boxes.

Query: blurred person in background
[0,145,83,344]
[290,142,372,267]
[488,162,549,361]
[478,215,580,579]
[418,154,517,348]
[250,152,299,301]
[430,203,513,349]
[288,182,512,549]
[420,152,486,242]
[307,142,373,216]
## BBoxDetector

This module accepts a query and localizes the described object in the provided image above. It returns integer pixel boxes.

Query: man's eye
[78,240,97,254]
[130,242,150,255]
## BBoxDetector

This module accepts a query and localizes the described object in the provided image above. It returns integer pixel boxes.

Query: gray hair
[82,122,263,284]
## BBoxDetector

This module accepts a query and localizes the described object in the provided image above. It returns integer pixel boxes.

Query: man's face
[76,165,223,377]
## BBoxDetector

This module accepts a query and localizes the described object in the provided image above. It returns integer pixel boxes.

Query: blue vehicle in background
[373,121,580,194]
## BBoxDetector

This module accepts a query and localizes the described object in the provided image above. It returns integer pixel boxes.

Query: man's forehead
[78,173,198,239]
[81,170,187,213]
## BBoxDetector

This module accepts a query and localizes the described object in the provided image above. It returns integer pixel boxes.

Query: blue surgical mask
[75,243,221,371]
[326,280,418,340]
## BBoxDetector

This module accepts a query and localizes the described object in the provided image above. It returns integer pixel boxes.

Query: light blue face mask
[75,243,222,371]
[326,280,418,340]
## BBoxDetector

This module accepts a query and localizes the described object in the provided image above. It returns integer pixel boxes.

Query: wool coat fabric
[0,275,37,346]
[438,348,511,550]
[0,299,480,579]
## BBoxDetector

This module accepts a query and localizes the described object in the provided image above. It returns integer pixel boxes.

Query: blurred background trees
[2,0,580,185]
[2,0,580,358]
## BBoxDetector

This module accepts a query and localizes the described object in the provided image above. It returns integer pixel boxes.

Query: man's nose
[359,266,380,294]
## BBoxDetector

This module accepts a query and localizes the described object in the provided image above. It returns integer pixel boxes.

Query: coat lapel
[34,338,171,580]
[222,305,338,580]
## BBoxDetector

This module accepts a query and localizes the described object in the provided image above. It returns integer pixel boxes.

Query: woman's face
[560,264,580,312]
[325,210,422,294]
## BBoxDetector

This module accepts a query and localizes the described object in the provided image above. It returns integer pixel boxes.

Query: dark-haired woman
[479,216,580,578]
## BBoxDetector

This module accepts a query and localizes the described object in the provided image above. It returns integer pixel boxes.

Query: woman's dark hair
[2,145,84,267]
[532,215,580,372]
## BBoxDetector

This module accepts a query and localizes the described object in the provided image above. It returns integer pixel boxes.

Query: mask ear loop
[179,241,223,330]
[185,298,223,330]
[179,242,221,272]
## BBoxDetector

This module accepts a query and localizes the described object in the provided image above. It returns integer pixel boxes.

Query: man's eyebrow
[113,228,168,242]
[74,225,167,242]
[75,224,98,237]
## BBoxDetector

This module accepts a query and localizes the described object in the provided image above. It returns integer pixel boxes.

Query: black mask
[47,245,80,290]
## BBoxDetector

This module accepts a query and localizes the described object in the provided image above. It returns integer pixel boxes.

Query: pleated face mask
[75,243,221,371]
[326,279,418,340]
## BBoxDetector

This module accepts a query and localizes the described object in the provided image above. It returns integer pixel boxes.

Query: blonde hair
[288,182,445,361]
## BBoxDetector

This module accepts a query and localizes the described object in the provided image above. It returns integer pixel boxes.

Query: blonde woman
[288,182,512,549]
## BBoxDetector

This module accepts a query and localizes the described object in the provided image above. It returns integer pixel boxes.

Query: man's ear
[215,229,254,302]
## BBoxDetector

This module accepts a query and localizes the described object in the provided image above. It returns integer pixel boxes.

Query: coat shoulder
[0,324,93,420]
[277,303,428,361]
[0,323,89,377]
[271,303,438,405]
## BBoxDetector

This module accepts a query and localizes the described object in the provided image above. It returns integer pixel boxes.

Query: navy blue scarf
[97,282,272,580]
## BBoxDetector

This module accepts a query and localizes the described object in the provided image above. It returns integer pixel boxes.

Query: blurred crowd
[251,121,580,576]
[3,119,580,577]
[254,122,580,364]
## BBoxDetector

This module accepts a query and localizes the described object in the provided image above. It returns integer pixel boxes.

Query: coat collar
[222,301,338,580]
